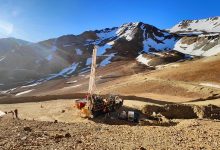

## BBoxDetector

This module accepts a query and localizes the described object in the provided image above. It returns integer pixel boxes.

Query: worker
[14,109,18,119]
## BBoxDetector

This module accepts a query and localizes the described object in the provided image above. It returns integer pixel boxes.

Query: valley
[1,16,220,150]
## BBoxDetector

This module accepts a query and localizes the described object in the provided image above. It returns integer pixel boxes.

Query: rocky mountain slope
[169,17,220,57]
[0,22,179,90]
[1,17,220,90]
[0,38,71,89]
[174,33,220,56]
[169,16,220,34]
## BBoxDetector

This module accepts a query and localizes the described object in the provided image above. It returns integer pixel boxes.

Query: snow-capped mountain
[2,17,220,90]
[169,17,220,34]
[0,22,179,90]
[38,22,178,79]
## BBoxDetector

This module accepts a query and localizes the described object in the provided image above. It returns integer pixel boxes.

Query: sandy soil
[0,99,153,123]
[1,86,220,150]
[0,97,220,149]
[0,116,220,149]
[185,98,220,106]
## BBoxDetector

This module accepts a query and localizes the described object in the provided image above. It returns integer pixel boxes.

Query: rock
[21,136,27,140]
[76,140,82,144]
[61,110,65,113]
[65,133,71,138]
[54,120,58,123]
[139,147,146,150]
[55,134,64,139]
[23,126,32,132]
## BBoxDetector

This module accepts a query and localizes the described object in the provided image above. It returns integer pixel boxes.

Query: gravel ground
[0,117,220,150]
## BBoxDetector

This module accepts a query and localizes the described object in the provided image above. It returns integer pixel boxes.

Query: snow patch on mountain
[51,44,57,51]
[174,38,220,56]
[96,28,117,40]
[79,68,90,74]
[46,54,53,61]
[63,44,73,47]
[0,88,16,94]
[143,38,176,52]
[117,22,139,41]
[141,25,148,52]
[76,48,83,55]
[170,17,220,33]
[59,63,79,75]
[51,39,58,52]
[141,25,177,52]
[15,89,34,96]
[86,58,92,65]
[100,53,115,67]
[95,22,139,45]
[21,82,41,88]
[0,56,6,62]
[66,80,77,84]
[47,63,79,80]
[63,84,81,90]
[136,54,152,66]
[202,44,220,56]
[97,44,112,56]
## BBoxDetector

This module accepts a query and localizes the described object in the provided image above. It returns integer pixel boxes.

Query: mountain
[169,16,220,34]
[1,18,220,90]
[39,22,179,79]
[0,38,30,54]
[0,37,73,89]
[0,22,180,90]
[170,17,220,57]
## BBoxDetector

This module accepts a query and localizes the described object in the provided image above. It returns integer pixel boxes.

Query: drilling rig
[76,46,123,118]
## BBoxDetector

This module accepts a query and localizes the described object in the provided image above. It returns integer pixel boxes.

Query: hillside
[1,16,220,94]
[0,22,180,90]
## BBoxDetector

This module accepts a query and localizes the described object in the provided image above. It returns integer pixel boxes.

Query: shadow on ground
[89,105,178,127]
[0,94,176,105]
[119,95,175,105]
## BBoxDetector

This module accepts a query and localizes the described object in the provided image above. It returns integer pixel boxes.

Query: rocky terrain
[0,116,220,150]
[169,17,220,33]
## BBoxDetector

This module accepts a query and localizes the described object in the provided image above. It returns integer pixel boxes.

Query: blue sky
[0,0,219,42]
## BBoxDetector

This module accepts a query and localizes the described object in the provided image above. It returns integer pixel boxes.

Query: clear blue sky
[0,0,219,42]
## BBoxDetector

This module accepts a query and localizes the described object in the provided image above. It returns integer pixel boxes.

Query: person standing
[14,109,18,119]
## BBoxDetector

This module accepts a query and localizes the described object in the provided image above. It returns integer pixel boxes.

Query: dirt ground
[0,99,154,123]
[0,98,220,149]
[0,115,220,149]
